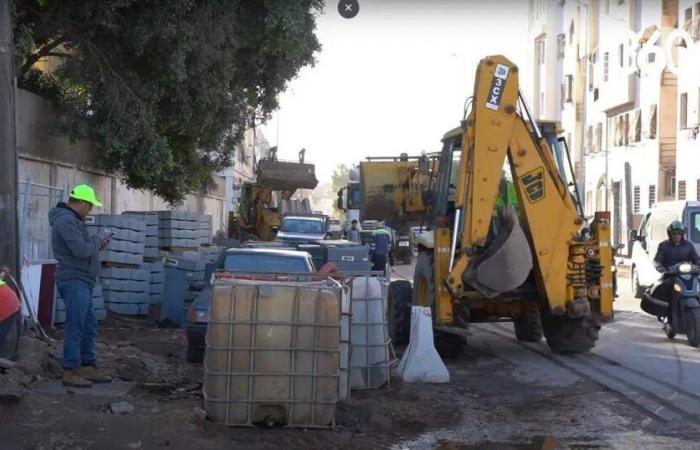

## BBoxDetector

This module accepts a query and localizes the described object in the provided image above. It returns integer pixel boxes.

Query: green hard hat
[69,184,103,208]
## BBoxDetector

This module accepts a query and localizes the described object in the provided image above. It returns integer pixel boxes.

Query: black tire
[685,307,700,347]
[541,312,599,354]
[186,345,205,363]
[631,267,645,299]
[413,251,466,357]
[0,312,20,361]
[513,309,544,342]
[387,280,412,345]
[663,319,676,340]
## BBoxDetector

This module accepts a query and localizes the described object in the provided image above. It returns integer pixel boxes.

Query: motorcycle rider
[654,220,700,272]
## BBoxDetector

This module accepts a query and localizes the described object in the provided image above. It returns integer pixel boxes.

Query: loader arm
[436,55,612,326]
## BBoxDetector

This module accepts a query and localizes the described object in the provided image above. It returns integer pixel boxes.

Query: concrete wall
[16,89,227,260]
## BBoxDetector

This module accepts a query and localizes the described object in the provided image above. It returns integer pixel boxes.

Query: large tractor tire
[413,252,466,357]
[541,311,599,354]
[513,309,544,342]
[387,280,412,345]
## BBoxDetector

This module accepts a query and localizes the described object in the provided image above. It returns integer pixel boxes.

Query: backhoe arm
[438,55,609,325]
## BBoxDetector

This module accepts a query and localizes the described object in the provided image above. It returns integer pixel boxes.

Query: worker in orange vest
[0,277,21,359]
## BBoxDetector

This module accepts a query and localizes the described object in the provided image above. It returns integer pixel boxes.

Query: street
[2,265,700,449]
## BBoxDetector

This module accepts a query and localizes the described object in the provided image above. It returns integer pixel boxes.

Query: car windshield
[281,218,325,234]
[224,253,310,273]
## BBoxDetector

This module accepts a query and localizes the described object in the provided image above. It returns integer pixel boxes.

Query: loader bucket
[463,205,533,298]
[256,159,319,191]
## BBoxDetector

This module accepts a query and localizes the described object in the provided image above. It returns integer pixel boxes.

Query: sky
[260,0,530,184]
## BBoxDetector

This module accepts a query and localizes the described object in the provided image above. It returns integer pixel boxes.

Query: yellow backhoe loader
[388,55,614,355]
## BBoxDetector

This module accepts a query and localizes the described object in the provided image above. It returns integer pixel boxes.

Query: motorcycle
[641,262,700,347]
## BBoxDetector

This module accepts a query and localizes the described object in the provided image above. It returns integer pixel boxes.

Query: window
[536,38,546,65]
[649,185,656,208]
[648,104,658,139]
[557,33,566,59]
[668,175,677,197]
[679,180,687,200]
[648,52,656,63]
[560,84,564,110]
[623,113,630,146]
[604,0,610,14]
[564,75,573,102]
[603,52,609,82]
[568,20,575,44]
[540,92,545,115]
[595,122,603,152]
[630,109,641,143]
[697,179,700,200]
[619,44,624,67]
[633,186,640,213]
[586,125,593,153]
[690,212,700,243]
[681,92,688,129]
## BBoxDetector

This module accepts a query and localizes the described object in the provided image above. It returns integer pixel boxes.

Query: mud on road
[2,310,700,449]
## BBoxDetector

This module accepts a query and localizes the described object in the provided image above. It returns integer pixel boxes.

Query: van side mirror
[628,229,639,241]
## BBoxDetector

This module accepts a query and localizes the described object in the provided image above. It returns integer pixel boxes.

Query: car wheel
[631,267,645,299]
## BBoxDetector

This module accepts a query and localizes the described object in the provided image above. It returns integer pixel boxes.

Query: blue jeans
[57,280,96,369]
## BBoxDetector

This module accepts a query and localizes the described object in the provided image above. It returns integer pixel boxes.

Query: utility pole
[0,0,19,278]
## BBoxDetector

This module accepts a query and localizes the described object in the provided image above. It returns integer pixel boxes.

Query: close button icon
[338,0,359,19]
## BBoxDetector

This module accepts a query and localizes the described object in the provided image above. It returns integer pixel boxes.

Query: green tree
[13,0,323,204]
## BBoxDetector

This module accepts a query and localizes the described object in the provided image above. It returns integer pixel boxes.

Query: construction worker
[49,184,112,387]
[348,220,360,243]
[371,221,392,273]
[0,276,21,359]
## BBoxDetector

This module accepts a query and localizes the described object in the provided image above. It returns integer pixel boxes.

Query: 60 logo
[620,27,698,76]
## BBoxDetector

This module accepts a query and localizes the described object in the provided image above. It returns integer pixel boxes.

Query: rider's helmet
[667,220,685,238]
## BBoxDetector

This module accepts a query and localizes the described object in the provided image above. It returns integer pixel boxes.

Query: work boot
[77,365,112,383]
[62,369,93,388]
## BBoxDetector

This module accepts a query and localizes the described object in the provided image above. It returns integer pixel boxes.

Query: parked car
[629,201,700,297]
[185,248,316,362]
[276,215,328,243]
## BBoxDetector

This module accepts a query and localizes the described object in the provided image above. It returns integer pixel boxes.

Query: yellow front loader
[388,55,614,355]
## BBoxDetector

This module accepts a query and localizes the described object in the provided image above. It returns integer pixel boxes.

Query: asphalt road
[389,261,700,447]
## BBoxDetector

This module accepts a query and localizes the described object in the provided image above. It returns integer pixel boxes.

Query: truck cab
[630,201,700,296]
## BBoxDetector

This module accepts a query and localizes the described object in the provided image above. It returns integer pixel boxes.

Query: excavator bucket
[463,206,533,298]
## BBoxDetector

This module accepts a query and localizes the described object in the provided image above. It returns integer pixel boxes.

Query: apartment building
[527,0,697,250]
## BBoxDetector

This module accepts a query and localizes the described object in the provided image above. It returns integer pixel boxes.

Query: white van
[629,201,700,297]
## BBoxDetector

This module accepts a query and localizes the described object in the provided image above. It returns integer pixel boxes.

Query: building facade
[527,0,699,252]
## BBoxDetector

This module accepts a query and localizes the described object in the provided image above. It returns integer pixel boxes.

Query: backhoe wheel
[434,331,466,359]
[413,252,466,357]
[684,307,700,347]
[387,280,412,345]
[513,309,544,342]
[541,312,599,354]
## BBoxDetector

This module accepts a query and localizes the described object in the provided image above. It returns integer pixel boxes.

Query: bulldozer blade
[463,205,533,298]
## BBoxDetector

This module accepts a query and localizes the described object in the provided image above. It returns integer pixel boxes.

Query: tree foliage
[13,0,323,204]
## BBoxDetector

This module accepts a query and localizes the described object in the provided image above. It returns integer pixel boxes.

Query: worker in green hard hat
[49,184,112,388]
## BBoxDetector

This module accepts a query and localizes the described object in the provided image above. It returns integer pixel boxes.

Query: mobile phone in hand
[100,228,115,241]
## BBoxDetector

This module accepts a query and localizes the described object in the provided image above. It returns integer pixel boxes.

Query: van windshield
[690,211,700,243]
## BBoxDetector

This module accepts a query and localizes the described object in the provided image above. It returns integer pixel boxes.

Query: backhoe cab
[391,55,613,355]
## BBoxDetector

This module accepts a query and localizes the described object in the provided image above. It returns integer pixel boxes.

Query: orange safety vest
[0,280,21,322]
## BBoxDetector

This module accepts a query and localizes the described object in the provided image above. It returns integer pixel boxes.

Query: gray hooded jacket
[49,203,102,286]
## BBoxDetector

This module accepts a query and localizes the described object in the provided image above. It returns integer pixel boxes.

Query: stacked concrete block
[142,261,165,305]
[54,285,106,325]
[157,211,201,249]
[123,211,159,260]
[101,267,150,316]
[85,215,146,267]
[198,215,213,246]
